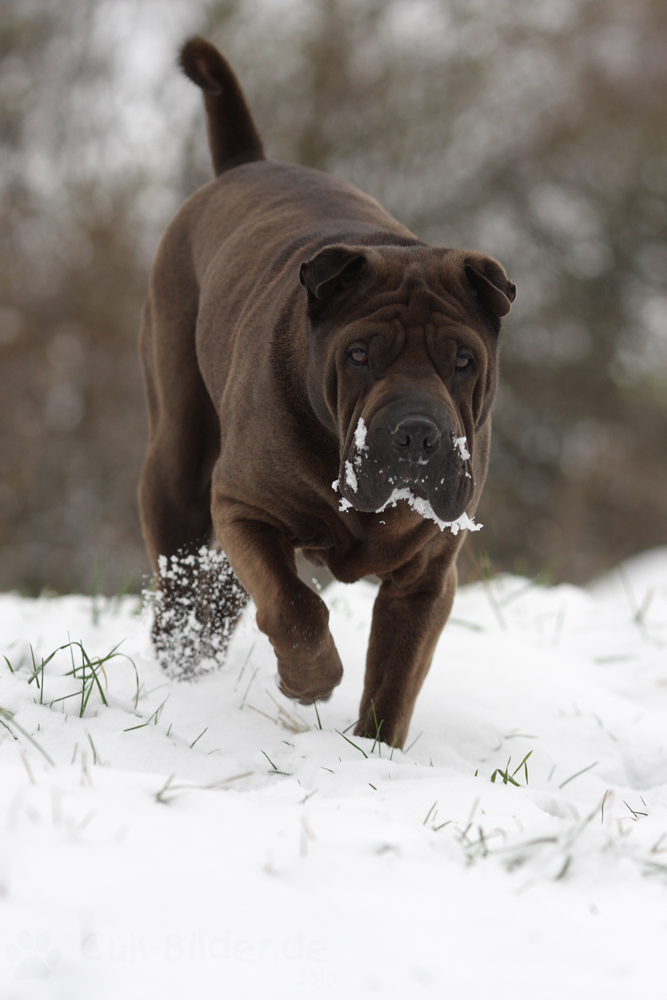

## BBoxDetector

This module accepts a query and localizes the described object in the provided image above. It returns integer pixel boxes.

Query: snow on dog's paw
[149,546,248,680]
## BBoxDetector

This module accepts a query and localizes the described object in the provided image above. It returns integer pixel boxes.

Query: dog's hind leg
[139,292,218,568]
[139,274,246,672]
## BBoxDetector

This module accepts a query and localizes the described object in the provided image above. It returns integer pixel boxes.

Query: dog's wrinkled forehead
[369,259,459,324]
[300,243,515,331]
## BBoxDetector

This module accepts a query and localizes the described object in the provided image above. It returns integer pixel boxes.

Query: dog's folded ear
[464,254,516,319]
[300,246,367,314]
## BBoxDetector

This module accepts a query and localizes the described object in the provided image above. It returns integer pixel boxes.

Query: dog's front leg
[354,555,458,748]
[215,513,343,703]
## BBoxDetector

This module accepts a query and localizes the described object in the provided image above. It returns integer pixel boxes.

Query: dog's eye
[348,347,369,366]
[455,352,474,372]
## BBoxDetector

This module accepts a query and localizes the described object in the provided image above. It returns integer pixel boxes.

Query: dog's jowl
[139,37,515,747]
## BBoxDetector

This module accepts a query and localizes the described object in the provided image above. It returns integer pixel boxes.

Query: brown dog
[139,37,515,747]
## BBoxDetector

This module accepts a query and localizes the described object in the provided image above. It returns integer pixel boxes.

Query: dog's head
[300,243,515,523]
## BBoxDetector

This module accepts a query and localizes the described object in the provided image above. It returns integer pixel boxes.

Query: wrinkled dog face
[300,244,515,524]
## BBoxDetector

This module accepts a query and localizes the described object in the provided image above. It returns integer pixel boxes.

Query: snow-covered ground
[1,549,666,999]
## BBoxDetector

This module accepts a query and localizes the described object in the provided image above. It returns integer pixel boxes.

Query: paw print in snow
[6,931,61,980]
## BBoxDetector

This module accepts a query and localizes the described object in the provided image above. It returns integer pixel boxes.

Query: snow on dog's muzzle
[333,406,476,526]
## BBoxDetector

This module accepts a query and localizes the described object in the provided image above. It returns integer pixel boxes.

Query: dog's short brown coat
[139,38,515,747]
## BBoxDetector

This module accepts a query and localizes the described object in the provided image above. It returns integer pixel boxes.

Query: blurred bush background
[1,0,666,595]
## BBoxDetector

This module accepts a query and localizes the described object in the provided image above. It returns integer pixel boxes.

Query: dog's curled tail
[179,37,266,176]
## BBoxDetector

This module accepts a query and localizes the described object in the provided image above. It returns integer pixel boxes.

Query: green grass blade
[559,761,598,789]
[335,729,368,758]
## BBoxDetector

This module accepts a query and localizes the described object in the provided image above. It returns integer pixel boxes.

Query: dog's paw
[353,705,406,748]
[149,546,248,680]
[276,640,343,705]
[277,677,337,705]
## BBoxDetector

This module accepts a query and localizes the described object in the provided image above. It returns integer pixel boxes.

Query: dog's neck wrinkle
[270,303,338,461]
[319,510,443,584]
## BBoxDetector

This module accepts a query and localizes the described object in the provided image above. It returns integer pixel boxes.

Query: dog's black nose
[391,415,442,459]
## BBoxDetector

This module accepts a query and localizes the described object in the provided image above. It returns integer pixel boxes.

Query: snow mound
[1,549,666,997]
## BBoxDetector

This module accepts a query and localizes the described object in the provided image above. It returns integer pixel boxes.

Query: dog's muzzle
[338,402,474,523]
